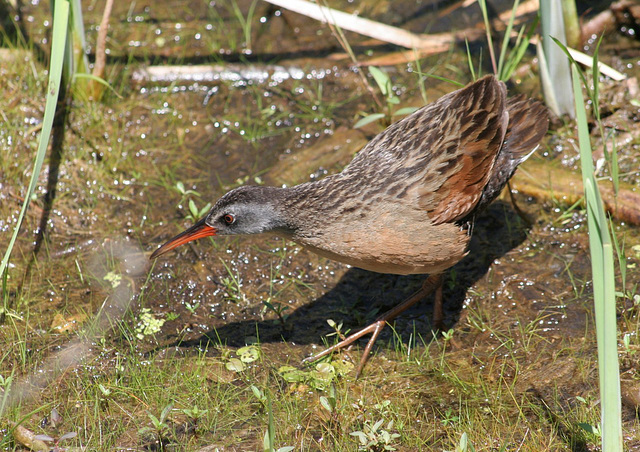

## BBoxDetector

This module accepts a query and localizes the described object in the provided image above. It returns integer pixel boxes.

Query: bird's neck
[241,177,340,238]
[248,185,305,236]
[276,178,337,238]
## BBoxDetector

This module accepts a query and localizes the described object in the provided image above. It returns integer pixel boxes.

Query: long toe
[302,320,388,366]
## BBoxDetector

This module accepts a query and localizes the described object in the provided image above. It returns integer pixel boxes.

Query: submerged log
[131,64,308,86]
[512,159,640,225]
[267,127,368,187]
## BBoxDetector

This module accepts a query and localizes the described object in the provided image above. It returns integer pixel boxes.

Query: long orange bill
[150,217,217,259]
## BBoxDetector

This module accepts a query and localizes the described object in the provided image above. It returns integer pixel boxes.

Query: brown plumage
[151,75,548,376]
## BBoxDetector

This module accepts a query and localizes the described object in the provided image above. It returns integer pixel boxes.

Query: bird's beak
[150,217,217,259]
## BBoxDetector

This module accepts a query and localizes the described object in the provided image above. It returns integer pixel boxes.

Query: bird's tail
[472,95,549,214]
[502,95,549,164]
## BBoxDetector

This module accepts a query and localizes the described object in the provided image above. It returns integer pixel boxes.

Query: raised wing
[342,75,508,225]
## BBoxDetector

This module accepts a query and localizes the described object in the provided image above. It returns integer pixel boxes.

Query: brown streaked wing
[337,76,508,224]
[502,94,549,161]
[424,75,508,224]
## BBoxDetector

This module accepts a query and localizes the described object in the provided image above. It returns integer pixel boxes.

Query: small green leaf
[160,403,173,422]
[278,365,306,382]
[226,358,246,372]
[578,422,599,434]
[354,113,385,128]
[250,384,265,401]
[319,396,333,413]
[34,434,54,442]
[188,199,198,218]
[59,431,78,441]
[199,202,212,217]
[263,428,272,451]
[237,345,260,363]
[98,383,111,396]
[369,66,390,96]
[316,362,335,377]
[332,359,353,376]
[393,106,419,116]
[147,412,160,427]
[350,431,368,443]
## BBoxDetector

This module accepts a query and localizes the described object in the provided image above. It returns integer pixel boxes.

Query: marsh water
[2,0,640,450]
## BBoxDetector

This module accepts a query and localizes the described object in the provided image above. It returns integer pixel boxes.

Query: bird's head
[150,185,288,259]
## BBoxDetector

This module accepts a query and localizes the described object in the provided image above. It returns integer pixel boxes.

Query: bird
[150,75,548,377]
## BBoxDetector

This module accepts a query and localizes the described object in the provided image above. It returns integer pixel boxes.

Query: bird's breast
[292,215,470,275]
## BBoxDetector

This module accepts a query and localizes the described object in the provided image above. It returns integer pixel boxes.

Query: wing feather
[340,75,508,225]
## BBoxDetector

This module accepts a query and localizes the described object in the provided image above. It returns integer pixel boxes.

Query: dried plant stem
[90,0,114,99]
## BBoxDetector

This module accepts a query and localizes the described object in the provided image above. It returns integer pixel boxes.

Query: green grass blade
[73,72,122,98]
[412,52,429,105]
[551,37,589,93]
[609,218,626,290]
[266,392,275,452]
[497,0,519,78]
[0,0,70,289]
[464,38,476,81]
[572,66,594,174]
[500,24,524,80]
[571,63,622,452]
[502,16,538,81]
[601,239,621,449]
[419,72,464,88]
[478,0,497,74]
[69,0,89,74]
[591,35,604,121]
[611,133,619,195]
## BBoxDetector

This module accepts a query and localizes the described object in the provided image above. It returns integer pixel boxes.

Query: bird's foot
[302,319,388,379]
[302,273,443,378]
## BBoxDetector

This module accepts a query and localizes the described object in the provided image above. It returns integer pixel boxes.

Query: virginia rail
[151,75,548,377]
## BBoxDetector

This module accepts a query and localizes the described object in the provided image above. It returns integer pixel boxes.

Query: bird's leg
[432,280,444,330]
[303,273,443,378]
[506,181,533,226]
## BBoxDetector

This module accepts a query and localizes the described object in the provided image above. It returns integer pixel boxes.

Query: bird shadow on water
[172,199,530,352]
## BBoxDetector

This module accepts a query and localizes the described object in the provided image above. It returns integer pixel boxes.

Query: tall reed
[0,0,71,314]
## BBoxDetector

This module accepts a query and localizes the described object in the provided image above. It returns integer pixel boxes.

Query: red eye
[223,214,235,225]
